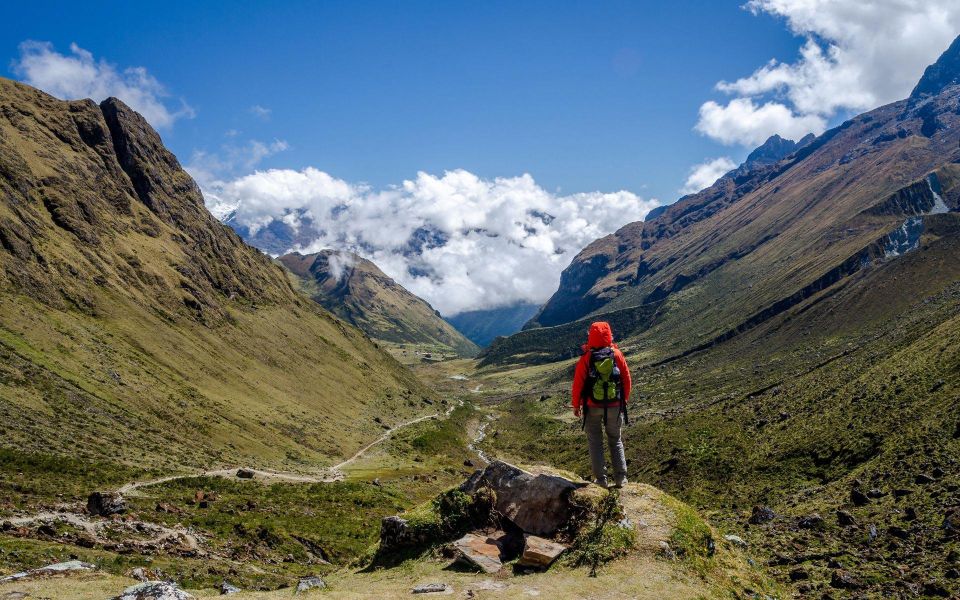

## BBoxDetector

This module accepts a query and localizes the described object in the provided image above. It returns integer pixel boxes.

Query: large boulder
[88,491,126,516]
[460,461,583,536]
[112,581,194,600]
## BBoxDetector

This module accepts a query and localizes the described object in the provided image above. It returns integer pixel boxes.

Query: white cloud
[12,41,192,129]
[203,168,659,315]
[696,0,960,145]
[681,157,737,195]
[696,98,826,146]
[250,104,272,120]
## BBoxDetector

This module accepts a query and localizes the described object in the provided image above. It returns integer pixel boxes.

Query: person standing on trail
[571,321,631,488]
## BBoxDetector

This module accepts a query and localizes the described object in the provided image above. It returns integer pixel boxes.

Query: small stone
[219,581,241,595]
[893,488,913,498]
[411,583,450,594]
[866,488,886,499]
[723,534,748,548]
[236,468,255,479]
[463,459,474,467]
[295,576,326,594]
[850,488,870,507]
[789,568,810,582]
[888,525,910,539]
[945,568,959,579]
[836,510,856,527]
[915,473,936,484]
[748,505,776,525]
[517,535,567,569]
[658,541,676,560]
[131,567,148,581]
[922,580,951,597]
[830,570,863,590]
[798,513,824,529]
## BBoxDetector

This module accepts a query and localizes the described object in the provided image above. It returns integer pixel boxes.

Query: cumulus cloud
[187,139,289,218]
[12,41,193,128]
[681,157,737,195]
[696,0,960,146]
[327,251,356,282]
[203,168,658,315]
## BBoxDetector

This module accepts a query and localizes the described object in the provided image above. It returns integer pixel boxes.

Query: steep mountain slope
[0,77,434,470]
[503,36,960,367]
[279,250,478,356]
[474,36,960,597]
[445,302,540,347]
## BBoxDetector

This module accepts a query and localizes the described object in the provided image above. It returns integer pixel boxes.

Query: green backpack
[586,347,621,404]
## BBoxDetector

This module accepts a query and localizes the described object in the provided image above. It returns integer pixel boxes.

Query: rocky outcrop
[460,461,583,536]
[911,35,960,100]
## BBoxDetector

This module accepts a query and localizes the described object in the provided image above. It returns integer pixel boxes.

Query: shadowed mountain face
[280,250,479,356]
[445,302,540,348]
[0,77,433,469]
[518,36,960,358]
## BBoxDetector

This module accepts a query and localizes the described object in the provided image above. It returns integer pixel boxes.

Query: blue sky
[4,1,959,314]
[3,0,804,200]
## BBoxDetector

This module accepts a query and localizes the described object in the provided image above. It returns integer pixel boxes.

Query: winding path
[119,412,442,494]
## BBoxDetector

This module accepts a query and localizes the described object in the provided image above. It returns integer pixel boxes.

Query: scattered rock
[155,502,180,514]
[866,488,886,499]
[459,461,580,536]
[658,541,676,560]
[517,535,567,569]
[88,491,126,516]
[946,568,959,579]
[893,488,913,498]
[830,570,864,590]
[723,534,748,548]
[836,510,856,527]
[944,508,960,532]
[219,581,240,595]
[295,576,326,594]
[236,468,255,479]
[798,513,825,529]
[915,473,936,484]
[411,583,450,594]
[463,459,474,468]
[112,581,194,600]
[453,533,503,573]
[748,505,776,525]
[131,567,148,582]
[380,516,431,552]
[922,580,951,597]
[850,488,870,507]
[789,567,810,582]
[888,525,910,539]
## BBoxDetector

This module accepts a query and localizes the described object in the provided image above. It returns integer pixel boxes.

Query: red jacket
[572,321,632,411]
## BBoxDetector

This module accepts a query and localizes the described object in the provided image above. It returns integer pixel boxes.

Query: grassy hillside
[0,77,434,472]
[280,250,479,357]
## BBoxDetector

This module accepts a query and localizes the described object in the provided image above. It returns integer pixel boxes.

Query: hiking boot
[612,477,628,488]
[595,478,609,489]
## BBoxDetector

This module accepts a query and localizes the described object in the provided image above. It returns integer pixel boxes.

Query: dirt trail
[119,412,442,495]
[7,512,200,550]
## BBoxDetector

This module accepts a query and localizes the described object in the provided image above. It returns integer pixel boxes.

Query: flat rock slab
[411,583,452,594]
[517,535,567,569]
[461,461,581,536]
[454,533,503,573]
[0,560,96,582]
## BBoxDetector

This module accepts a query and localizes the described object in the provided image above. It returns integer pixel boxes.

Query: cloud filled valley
[200,168,658,316]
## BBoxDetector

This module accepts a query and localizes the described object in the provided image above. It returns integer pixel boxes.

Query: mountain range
[279,249,478,356]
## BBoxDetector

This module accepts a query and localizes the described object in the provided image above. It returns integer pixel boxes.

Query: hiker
[571,321,632,488]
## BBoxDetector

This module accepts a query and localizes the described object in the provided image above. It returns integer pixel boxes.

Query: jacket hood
[585,321,614,349]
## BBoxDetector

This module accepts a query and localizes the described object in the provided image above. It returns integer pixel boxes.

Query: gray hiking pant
[584,405,627,485]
